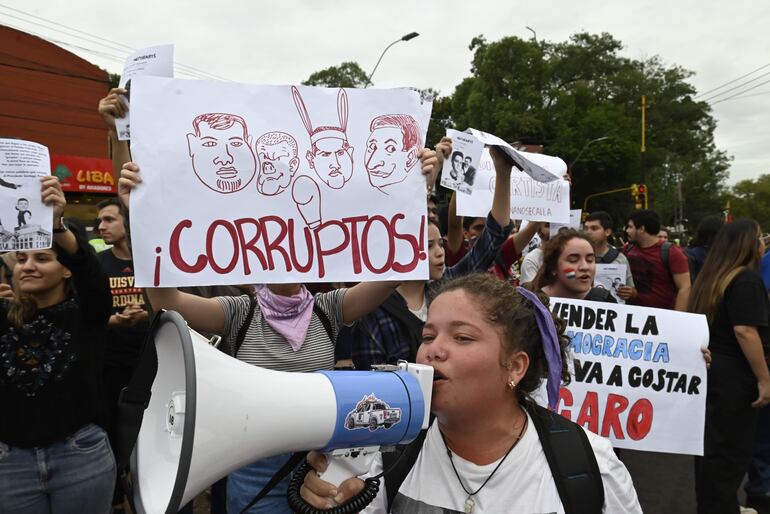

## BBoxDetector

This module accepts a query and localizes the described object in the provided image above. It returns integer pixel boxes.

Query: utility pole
[640,95,647,184]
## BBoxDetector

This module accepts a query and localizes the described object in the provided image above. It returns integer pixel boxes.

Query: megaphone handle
[320,451,378,487]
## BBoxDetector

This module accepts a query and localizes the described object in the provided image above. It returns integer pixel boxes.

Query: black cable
[710,78,770,105]
[695,62,770,99]
[700,69,770,103]
[286,460,381,514]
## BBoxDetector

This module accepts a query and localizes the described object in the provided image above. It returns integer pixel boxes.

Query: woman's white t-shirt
[365,412,641,513]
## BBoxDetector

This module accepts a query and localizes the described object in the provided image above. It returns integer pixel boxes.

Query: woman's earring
[508,380,516,391]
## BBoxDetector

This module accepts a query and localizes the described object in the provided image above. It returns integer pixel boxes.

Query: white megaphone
[130,311,433,514]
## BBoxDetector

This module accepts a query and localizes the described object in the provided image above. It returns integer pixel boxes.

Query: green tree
[441,33,729,230]
[302,62,369,88]
[731,174,770,230]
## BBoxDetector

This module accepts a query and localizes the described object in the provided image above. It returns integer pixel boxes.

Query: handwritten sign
[547,298,709,455]
[129,78,433,287]
[456,148,571,223]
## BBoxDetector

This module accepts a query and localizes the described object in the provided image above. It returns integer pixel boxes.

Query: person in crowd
[686,216,724,282]
[351,144,515,371]
[116,148,438,514]
[624,209,690,311]
[519,224,551,284]
[530,229,616,303]
[657,227,670,243]
[583,210,636,300]
[0,177,115,513]
[300,273,642,513]
[689,219,770,514]
[94,197,149,512]
[426,193,439,225]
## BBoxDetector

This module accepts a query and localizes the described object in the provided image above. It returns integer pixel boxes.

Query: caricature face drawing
[186,113,256,194]
[256,132,299,196]
[292,86,354,190]
[364,115,421,191]
[307,137,354,190]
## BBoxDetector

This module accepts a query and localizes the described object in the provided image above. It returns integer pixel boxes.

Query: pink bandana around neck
[256,285,315,352]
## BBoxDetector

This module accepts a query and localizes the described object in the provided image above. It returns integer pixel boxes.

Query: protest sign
[456,148,571,223]
[115,44,174,140]
[0,138,52,251]
[547,298,708,455]
[551,209,582,233]
[129,77,433,287]
[440,129,482,194]
[595,263,628,304]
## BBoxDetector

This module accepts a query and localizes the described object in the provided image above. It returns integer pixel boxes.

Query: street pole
[366,32,419,87]
[640,95,647,183]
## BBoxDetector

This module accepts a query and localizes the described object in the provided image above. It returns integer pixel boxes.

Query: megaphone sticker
[344,393,402,432]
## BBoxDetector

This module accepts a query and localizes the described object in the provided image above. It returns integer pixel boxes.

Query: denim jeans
[0,423,116,514]
[227,453,295,514]
[746,404,770,496]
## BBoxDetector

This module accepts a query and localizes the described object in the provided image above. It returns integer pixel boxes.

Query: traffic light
[629,183,648,209]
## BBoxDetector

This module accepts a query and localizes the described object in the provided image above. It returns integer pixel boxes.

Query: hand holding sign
[98,87,129,132]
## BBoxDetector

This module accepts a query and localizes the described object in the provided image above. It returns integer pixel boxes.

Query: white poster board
[456,148,571,223]
[115,44,174,140]
[595,263,628,304]
[548,298,709,455]
[551,209,582,233]
[129,78,433,287]
[0,138,52,251]
[440,129,482,195]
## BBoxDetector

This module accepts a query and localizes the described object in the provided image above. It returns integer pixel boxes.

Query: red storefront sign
[51,154,116,194]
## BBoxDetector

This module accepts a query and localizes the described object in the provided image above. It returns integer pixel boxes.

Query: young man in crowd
[584,210,637,301]
[624,209,690,311]
[94,198,149,512]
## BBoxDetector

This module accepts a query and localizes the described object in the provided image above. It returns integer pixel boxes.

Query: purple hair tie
[516,287,562,410]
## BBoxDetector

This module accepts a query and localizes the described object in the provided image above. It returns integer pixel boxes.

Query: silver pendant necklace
[441,414,528,514]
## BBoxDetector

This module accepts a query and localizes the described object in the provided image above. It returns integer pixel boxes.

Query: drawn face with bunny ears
[307,137,353,190]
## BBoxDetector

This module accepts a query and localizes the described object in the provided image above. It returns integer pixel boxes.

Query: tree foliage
[731,174,770,230]
[302,33,733,229]
[302,62,369,88]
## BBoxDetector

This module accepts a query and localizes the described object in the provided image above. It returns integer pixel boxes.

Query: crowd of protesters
[0,86,768,514]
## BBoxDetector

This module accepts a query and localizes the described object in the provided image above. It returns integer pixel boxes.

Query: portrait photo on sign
[439,128,482,195]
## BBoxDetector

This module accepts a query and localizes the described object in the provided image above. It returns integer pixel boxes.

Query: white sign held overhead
[115,44,175,141]
[456,148,571,223]
[129,78,433,287]
[439,129,483,195]
[0,138,53,251]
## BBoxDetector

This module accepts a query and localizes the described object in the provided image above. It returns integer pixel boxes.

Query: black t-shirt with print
[709,268,770,362]
[96,250,150,368]
[0,242,112,447]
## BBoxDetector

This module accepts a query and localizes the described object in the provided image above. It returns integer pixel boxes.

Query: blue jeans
[227,453,294,514]
[746,404,770,496]
[0,423,116,514]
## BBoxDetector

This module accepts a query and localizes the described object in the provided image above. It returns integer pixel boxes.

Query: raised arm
[98,88,132,180]
[489,146,513,227]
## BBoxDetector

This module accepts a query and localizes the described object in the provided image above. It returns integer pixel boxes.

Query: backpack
[596,246,620,264]
[383,403,604,513]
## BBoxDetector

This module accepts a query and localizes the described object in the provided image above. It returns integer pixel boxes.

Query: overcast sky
[2,0,768,184]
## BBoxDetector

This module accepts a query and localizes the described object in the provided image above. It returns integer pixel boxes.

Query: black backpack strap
[383,426,430,509]
[379,292,424,362]
[660,241,672,271]
[527,403,604,514]
[600,246,620,264]
[239,451,308,514]
[313,302,335,342]
[234,297,257,357]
